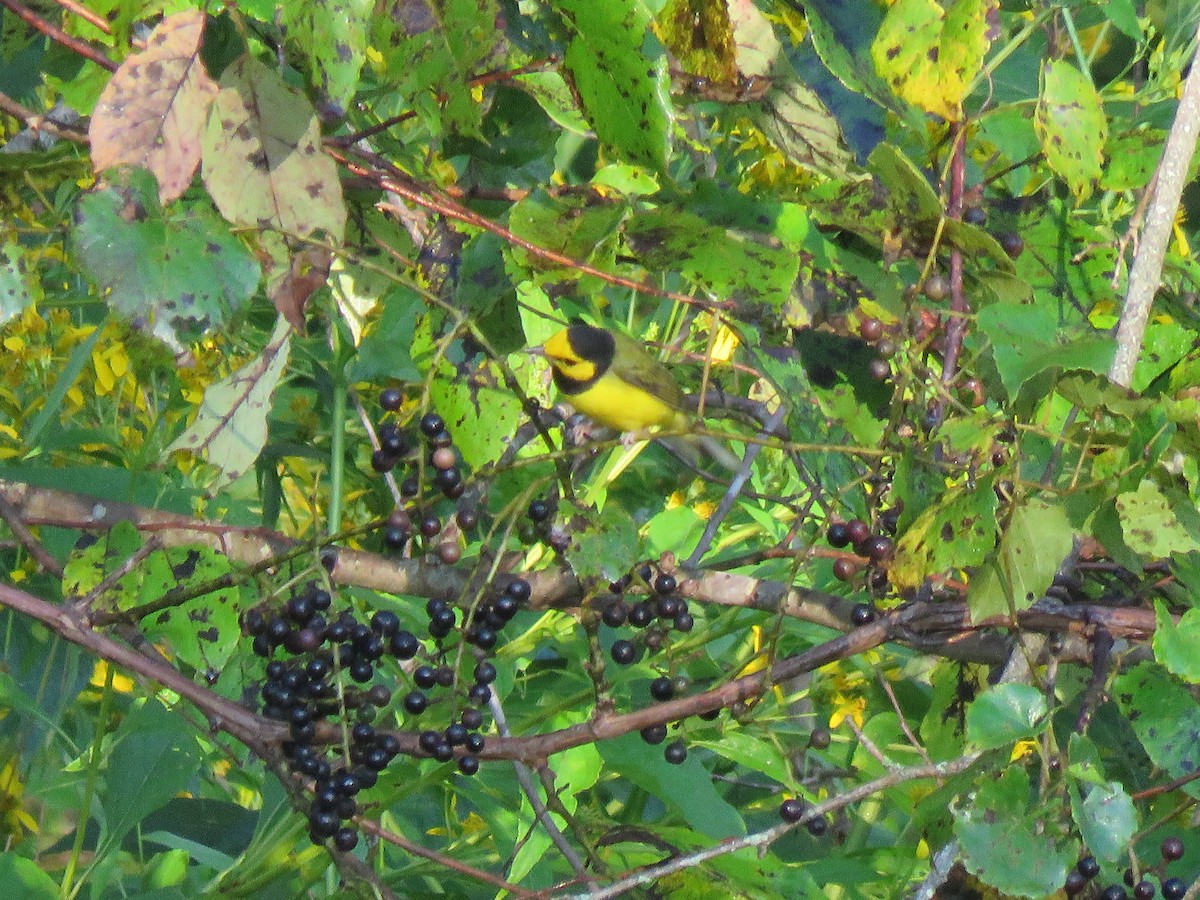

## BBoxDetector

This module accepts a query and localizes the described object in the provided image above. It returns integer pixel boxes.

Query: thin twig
[0,493,64,576]
[0,0,117,71]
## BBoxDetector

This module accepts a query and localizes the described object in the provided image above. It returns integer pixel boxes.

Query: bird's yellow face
[541,327,602,383]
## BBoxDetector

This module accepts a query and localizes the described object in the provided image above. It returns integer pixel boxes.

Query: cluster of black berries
[599,566,708,765]
[520,495,569,552]
[778,796,830,836]
[1066,838,1192,899]
[247,584,420,850]
[375,389,477,565]
[403,578,528,776]
[857,316,897,383]
[603,567,695,667]
[827,518,895,584]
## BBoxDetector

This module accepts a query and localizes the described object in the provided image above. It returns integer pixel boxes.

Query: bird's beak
[526,345,546,358]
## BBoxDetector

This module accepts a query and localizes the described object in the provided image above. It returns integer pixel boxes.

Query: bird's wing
[608,331,686,410]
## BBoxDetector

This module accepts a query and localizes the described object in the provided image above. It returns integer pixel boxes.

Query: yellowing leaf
[1035,60,1107,202]
[871,0,999,121]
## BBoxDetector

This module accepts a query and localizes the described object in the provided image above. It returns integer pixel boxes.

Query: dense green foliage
[2,0,1200,897]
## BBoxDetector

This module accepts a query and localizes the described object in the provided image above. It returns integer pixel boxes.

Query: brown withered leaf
[270,246,332,329]
[89,10,217,203]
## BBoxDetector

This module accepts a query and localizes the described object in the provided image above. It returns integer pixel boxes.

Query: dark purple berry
[1162,837,1185,861]
[1064,870,1087,895]
[832,558,857,582]
[528,499,550,522]
[1162,879,1186,900]
[504,578,531,603]
[663,741,687,764]
[628,602,654,628]
[474,661,497,684]
[403,690,428,714]
[390,630,419,659]
[650,676,675,701]
[640,723,667,744]
[859,317,883,342]
[458,754,480,775]
[806,816,828,837]
[850,604,876,626]
[611,640,637,665]
[379,424,406,455]
[380,387,403,411]
[602,601,628,627]
[371,449,397,473]
[827,522,851,548]
[779,798,805,822]
[333,827,358,851]
[1078,857,1100,880]
[419,412,445,438]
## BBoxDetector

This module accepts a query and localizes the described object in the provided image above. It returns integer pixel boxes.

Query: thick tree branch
[1110,20,1200,387]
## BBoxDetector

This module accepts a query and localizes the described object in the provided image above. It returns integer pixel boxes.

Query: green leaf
[372,0,502,136]
[0,854,57,899]
[103,700,203,851]
[1114,662,1200,799]
[139,546,243,673]
[891,479,997,591]
[1116,479,1200,558]
[693,730,790,785]
[968,497,1072,623]
[352,285,423,383]
[73,170,261,349]
[281,0,372,108]
[507,191,628,276]
[955,767,1073,897]
[966,683,1047,749]
[0,242,38,325]
[600,732,744,839]
[1035,60,1107,202]
[624,207,799,306]
[167,317,292,490]
[557,0,673,171]
[563,501,640,583]
[1152,599,1200,683]
[758,70,855,179]
[977,303,1114,398]
[429,354,526,470]
[1070,778,1136,863]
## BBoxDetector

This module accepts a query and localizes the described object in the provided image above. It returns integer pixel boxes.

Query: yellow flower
[829,695,866,729]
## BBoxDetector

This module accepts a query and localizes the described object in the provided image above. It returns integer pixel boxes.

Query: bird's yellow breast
[568,371,684,432]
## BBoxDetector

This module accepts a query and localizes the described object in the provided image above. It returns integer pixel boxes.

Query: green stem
[61,663,114,900]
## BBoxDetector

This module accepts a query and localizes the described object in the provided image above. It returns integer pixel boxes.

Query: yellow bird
[538,323,688,432]
[534,323,739,469]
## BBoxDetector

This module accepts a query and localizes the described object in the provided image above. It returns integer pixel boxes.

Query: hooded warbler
[535,323,740,469]
[537,323,689,432]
